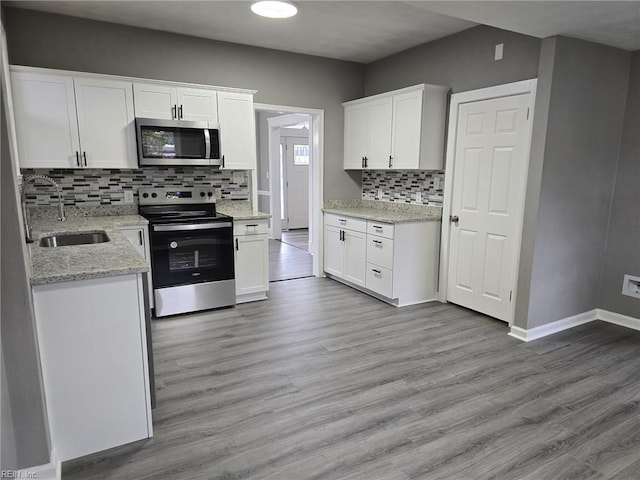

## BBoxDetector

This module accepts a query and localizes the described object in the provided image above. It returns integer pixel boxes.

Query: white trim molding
[509,308,640,342]
[598,309,640,331]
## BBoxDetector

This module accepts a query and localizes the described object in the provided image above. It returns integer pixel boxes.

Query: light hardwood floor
[64,277,640,479]
[270,229,313,282]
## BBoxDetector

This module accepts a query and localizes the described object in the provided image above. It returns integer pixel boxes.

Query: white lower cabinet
[32,274,153,461]
[324,213,440,306]
[234,219,269,303]
[323,218,367,288]
[119,225,154,308]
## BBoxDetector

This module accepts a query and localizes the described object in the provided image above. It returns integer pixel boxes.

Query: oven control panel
[138,187,217,205]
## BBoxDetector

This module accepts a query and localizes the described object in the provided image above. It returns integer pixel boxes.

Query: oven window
[168,237,218,272]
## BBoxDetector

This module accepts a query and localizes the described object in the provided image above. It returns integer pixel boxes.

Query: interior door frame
[254,104,324,277]
[438,79,538,326]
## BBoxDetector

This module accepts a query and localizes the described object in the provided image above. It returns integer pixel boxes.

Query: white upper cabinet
[344,102,368,169]
[10,66,256,170]
[74,77,137,169]
[11,70,137,169]
[366,97,393,169]
[343,84,449,170]
[133,83,218,124]
[132,83,176,120]
[390,89,423,170]
[11,71,81,169]
[177,87,218,124]
[343,97,392,169]
[217,91,256,170]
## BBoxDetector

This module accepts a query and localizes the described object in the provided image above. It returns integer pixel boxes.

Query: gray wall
[599,51,640,318]
[514,37,557,328]
[518,37,630,329]
[364,25,541,95]
[1,83,50,469]
[4,7,364,201]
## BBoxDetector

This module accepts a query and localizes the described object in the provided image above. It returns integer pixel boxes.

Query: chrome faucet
[20,174,66,243]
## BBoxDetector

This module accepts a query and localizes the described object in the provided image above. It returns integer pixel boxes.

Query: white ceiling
[6,1,640,63]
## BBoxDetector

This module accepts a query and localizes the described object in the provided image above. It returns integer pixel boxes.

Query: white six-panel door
[447,93,531,322]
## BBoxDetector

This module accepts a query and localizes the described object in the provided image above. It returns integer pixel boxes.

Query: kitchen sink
[39,231,110,247]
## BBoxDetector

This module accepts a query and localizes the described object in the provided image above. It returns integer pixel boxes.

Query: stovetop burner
[138,187,231,224]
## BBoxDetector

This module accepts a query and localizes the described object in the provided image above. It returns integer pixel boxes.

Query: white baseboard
[598,309,640,330]
[235,292,268,304]
[508,309,598,342]
[509,308,640,342]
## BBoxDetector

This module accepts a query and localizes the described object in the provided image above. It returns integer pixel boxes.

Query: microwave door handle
[204,129,211,159]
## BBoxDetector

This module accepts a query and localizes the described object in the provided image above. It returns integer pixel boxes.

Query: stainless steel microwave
[135,118,221,167]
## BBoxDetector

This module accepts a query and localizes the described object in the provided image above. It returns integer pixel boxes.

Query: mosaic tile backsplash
[362,170,445,206]
[20,167,249,207]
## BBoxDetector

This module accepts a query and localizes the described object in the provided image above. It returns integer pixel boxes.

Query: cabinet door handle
[222,155,225,169]
[389,155,393,168]
[235,238,239,251]
[172,105,177,119]
[75,151,80,167]
[361,157,365,168]
[178,105,183,119]
[365,156,368,168]
[82,151,87,167]
[138,230,143,246]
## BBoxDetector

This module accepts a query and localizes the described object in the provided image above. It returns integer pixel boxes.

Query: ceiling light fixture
[251,0,298,19]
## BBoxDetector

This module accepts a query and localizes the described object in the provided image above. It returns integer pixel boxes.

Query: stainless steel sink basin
[39,231,110,247]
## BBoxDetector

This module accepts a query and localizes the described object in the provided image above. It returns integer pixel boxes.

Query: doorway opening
[253,105,324,282]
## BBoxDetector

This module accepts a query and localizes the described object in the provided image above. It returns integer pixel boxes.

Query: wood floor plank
[63,277,640,479]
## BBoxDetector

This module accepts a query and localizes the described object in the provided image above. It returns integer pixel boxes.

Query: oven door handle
[152,222,232,232]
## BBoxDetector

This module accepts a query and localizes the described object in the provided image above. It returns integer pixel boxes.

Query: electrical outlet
[495,43,504,61]
[124,190,134,203]
[415,191,422,203]
[622,274,640,299]
[214,187,222,199]
[377,189,383,200]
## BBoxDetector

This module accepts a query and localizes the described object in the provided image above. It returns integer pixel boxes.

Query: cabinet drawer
[366,235,393,270]
[367,221,394,239]
[366,263,393,298]
[234,220,268,236]
[324,213,367,233]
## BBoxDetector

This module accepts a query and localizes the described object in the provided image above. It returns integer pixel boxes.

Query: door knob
[449,215,459,224]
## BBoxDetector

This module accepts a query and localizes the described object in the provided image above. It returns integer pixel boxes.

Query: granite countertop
[323,199,442,224]
[217,200,271,221]
[29,214,149,286]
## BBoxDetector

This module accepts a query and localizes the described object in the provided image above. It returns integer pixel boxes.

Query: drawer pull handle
[372,240,382,244]
[338,219,347,223]
[372,269,381,274]
[373,225,383,230]
[246,224,259,227]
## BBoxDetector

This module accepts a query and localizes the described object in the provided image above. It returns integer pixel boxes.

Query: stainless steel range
[139,187,235,317]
